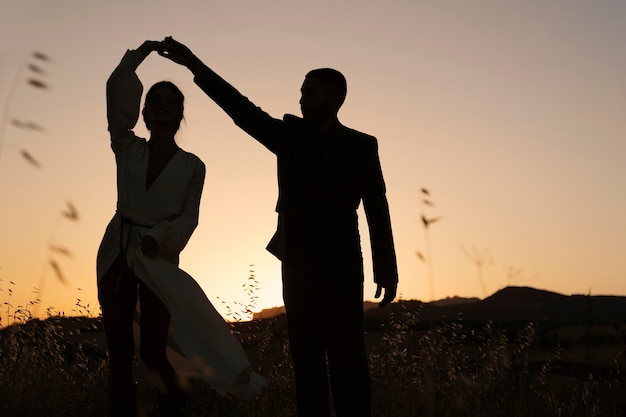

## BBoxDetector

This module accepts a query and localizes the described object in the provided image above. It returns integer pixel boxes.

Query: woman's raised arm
[105,41,163,154]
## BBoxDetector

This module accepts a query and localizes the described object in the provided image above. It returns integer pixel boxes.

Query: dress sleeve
[106,50,148,154]
[145,158,207,255]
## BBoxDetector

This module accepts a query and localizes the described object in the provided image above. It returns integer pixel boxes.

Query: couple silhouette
[96,37,398,417]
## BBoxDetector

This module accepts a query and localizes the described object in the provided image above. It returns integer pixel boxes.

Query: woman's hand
[136,40,164,57]
[140,235,160,258]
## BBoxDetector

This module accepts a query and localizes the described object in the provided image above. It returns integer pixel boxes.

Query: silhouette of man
[160,37,398,417]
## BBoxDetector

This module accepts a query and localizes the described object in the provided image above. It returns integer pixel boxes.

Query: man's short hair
[305,68,347,108]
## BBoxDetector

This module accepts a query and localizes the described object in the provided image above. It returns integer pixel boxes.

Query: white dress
[97,49,266,400]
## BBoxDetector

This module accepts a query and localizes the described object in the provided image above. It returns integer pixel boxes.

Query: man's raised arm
[159,36,283,153]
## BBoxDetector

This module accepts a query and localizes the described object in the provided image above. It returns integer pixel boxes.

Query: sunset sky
[1,0,625,324]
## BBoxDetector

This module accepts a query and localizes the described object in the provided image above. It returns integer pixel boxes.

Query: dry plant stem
[0,54,28,167]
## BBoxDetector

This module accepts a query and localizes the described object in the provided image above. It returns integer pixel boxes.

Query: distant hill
[366,286,626,324]
[251,295,479,320]
[253,286,626,324]
[429,295,481,307]
[252,305,285,320]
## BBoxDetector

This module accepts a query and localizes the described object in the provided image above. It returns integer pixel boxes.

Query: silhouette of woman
[97,41,265,417]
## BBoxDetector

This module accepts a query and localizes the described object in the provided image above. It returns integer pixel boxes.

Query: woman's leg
[98,254,138,417]
[138,281,186,416]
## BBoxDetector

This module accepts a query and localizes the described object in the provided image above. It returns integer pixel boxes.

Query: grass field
[1,304,625,417]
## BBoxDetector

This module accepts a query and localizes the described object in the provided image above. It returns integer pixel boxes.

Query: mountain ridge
[253,286,626,324]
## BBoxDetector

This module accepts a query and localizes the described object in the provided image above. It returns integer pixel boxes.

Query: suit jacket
[194,67,398,286]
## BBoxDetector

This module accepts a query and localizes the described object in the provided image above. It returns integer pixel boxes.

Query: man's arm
[160,37,283,154]
[361,136,399,307]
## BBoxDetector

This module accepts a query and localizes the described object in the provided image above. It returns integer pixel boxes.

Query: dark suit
[194,67,398,417]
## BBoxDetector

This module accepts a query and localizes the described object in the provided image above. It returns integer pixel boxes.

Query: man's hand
[375,283,397,308]
[159,36,200,71]
[140,235,159,258]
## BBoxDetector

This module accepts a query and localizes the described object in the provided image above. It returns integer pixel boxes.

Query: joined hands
[135,37,200,72]
[136,40,165,57]
[158,36,203,72]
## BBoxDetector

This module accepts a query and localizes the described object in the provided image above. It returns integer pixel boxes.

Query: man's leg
[282,261,331,417]
[324,280,371,417]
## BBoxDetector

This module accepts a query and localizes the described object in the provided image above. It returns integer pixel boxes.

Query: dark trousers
[282,261,372,417]
[98,253,182,417]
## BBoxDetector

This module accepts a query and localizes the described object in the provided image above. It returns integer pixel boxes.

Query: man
[160,37,398,417]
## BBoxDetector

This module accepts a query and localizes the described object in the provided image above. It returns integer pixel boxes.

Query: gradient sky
[1,0,625,324]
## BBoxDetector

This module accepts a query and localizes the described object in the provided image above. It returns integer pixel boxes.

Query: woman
[97,41,265,417]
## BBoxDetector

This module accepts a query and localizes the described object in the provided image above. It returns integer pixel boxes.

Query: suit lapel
[315,124,348,187]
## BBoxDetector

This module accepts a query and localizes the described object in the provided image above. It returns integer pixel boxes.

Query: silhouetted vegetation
[1,291,625,417]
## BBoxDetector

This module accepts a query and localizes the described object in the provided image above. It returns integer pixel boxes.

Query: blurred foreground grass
[1,305,625,417]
